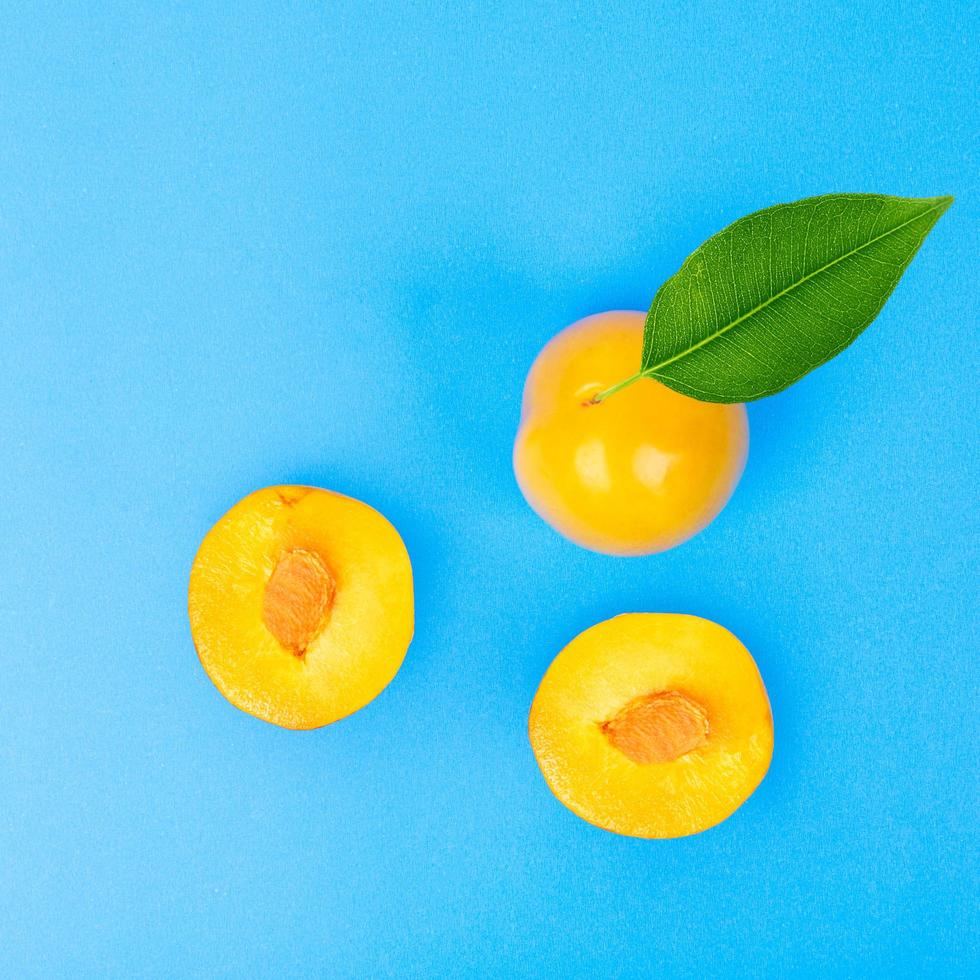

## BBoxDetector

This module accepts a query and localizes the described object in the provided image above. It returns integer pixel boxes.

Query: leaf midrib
[644,198,950,377]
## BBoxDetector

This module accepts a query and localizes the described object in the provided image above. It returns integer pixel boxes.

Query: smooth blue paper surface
[2,2,977,976]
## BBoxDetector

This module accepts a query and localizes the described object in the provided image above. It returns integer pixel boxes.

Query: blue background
[2,2,977,976]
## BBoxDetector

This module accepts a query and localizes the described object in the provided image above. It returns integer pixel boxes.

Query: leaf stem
[589,371,647,404]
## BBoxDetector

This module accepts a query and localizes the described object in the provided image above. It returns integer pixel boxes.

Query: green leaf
[638,193,952,402]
